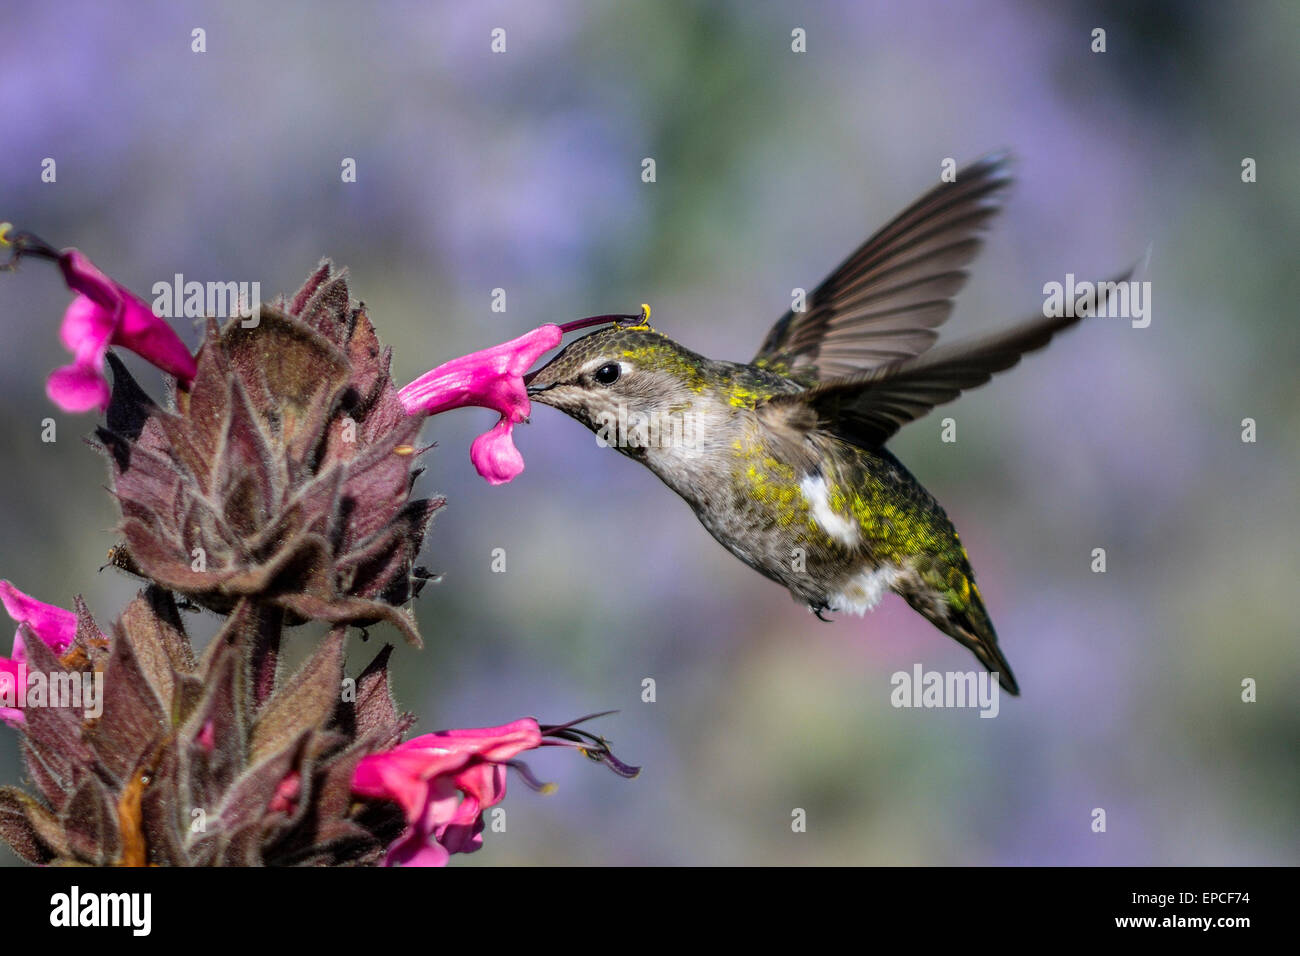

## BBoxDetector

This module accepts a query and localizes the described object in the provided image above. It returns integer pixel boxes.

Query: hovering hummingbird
[526,156,1131,694]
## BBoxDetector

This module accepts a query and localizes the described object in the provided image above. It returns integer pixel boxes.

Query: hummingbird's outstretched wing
[766,268,1136,448]
[752,154,1013,384]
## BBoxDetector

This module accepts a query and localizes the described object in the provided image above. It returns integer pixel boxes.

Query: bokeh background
[1,1,1295,865]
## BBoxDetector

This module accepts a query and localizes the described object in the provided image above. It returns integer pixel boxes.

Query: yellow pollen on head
[625,303,652,330]
[621,342,707,392]
[394,444,415,456]
[0,222,12,246]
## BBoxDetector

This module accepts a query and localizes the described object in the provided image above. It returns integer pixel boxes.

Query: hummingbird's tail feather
[904,586,1020,695]
[950,615,1020,696]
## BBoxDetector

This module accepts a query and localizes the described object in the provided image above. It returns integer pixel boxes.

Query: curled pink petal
[0,580,76,655]
[469,418,525,485]
[47,357,113,413]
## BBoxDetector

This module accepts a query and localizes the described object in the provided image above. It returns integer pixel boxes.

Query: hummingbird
[526,156,1131,695]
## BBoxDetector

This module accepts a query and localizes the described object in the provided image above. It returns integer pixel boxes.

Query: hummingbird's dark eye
[593,363,621,385]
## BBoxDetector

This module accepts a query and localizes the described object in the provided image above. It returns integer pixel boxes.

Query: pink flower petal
[436,819,485,857]
[0,657,24,727]
[113,293,200,383]
[386,832,451,867]
[58,249,120,309]
[432,719,544,761]
[0,581,77,728]
[58,293,116,354]
[47,358,113,413]
[0,580,76,655]
[452,763,508,814]
[44,249,198,414]
[469,418,525,485]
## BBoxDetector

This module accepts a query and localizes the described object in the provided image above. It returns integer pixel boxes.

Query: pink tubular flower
[1,227,198,414]
[49,250,199,413]
[353,713,638,866]
[353,718,544,866]
[398,326,561,485]
[398,312,641,484]
[0,580,77,725]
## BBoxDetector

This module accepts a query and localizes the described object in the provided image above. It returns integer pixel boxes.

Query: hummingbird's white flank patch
[799,473,860,547]
[829,565,901,615]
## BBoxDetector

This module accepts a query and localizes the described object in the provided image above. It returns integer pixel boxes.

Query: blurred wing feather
[753,154,1014,382]
[771,267,1137,447]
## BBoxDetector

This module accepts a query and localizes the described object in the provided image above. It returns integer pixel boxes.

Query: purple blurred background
[1,1,1295,865]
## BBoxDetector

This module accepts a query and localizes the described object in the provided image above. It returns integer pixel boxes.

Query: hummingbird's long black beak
[523,309,642,397]
[523,369,551,396]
